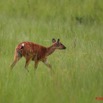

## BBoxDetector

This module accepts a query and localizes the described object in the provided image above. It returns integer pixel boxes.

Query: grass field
[0,0,103,103]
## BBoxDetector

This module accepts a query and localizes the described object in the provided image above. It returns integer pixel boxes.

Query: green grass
[0,0,103,103]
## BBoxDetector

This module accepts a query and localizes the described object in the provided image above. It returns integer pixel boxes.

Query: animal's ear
[57,39,60,43]
[52,38,56,43]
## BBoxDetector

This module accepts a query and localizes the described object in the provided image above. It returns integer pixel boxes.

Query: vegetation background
[0,0,103,103]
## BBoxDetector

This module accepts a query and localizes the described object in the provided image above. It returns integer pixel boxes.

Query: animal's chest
[35,48,47,60]
[31,51,47,61]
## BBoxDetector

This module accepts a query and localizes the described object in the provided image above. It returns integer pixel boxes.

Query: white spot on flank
[22,43,24,47]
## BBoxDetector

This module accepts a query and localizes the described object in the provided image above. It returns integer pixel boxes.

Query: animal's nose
[64,46,66,49]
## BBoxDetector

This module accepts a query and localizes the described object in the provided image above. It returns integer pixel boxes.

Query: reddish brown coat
[10,38,66,71]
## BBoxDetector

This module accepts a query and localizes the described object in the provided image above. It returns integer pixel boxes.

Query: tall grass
[0,0,103,103]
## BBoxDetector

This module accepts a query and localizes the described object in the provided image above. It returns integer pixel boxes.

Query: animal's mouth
[63,46,66,49]
[60,46,66,50]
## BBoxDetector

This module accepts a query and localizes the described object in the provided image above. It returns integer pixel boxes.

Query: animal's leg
[42,58,52,70]
[34,60,39,70]
[33,53,39,70]
[10,51,22,69]
[25,58,31,72]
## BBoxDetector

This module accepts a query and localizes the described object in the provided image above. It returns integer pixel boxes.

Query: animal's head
[52,38,66,50]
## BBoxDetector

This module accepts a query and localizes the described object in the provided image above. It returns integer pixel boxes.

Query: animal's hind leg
[34,60,39,69]
[10,52,22,69]
[34,54,39,70]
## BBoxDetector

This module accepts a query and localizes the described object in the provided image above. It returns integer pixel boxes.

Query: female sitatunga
[10,38,66,71]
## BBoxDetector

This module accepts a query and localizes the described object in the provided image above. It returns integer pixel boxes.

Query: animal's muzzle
[63,46,66,49]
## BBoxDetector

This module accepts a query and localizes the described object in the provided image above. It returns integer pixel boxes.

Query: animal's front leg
[42,58,52,70]
[42,59,54,74]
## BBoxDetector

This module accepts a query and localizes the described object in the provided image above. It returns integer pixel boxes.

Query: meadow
[0,0,103,103]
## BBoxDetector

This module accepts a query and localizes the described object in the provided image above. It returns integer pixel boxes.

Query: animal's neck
[46,45,56,56]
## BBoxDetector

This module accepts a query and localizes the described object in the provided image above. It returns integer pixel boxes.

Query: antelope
[10,38,66,72]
